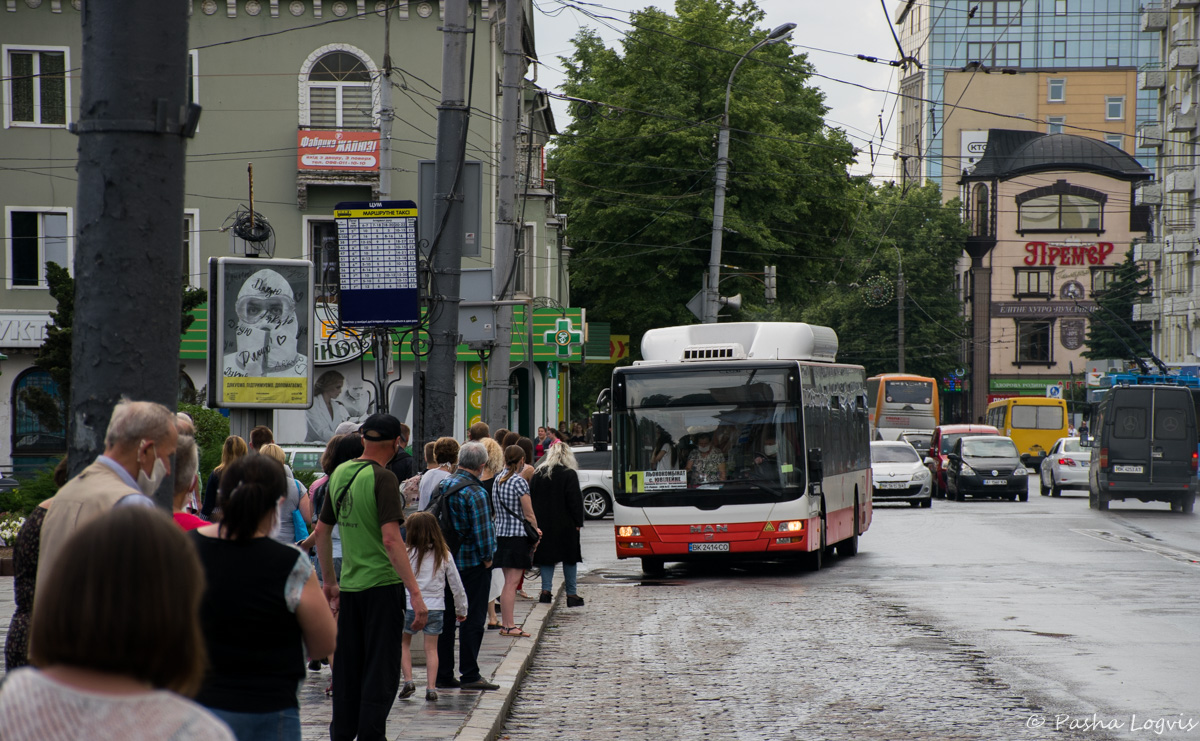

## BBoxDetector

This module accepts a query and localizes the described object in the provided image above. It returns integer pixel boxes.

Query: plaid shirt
[437,469,496,569]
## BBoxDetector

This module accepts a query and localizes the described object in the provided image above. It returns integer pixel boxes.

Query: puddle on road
[1072,529,1200,566]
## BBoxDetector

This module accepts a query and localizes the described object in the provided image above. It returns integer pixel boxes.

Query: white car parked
[870,441,932,508]
[569,444,614,519]
[1039,437,1091,497]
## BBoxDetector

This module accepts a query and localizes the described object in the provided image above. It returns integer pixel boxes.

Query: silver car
[1039,437,1091,497]
[870,441,932,508]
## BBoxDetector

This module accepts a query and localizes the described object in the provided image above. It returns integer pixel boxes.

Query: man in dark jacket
[386,422,420,482]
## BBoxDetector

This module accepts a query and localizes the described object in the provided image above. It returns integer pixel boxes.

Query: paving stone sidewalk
[0,576,559,741]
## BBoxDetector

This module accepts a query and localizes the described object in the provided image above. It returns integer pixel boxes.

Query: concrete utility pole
[71,1,196,502]
[486,0,526,432]
[425,0,472,438]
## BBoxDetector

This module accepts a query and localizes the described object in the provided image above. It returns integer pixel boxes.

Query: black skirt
[493,535,534,570]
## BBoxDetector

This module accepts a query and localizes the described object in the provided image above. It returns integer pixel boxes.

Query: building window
[305,51,374,129]
[188,50,199,106]
[1105,96,1125,121]
[6,208,71,289]
[971,183,990,236]
[3,46,69,128]
[183,209,199,287]
[11,368,66,466]
[1053,41,1066,58]
[1091,267,1116,294]
[1047,78,1065,102]
[1019,193,1102,231]
[1015,268,1054,298]
[966,41,1021,67]
[1017,321,1053,364]
[1047,116,1065,134]
[309,220,340,303]
[1104,133,1123,150]
[967,1,1023,26]
[1055,0,1067,14]
[514,225,534,296]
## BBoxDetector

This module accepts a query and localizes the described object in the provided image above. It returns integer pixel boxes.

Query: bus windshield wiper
[738,479,790,498]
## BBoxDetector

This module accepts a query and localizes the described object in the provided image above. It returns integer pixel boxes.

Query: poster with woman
[207,257,314,408]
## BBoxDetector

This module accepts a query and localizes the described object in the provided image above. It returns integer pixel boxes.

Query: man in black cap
[316,412,428,740]
[386,421,419,483]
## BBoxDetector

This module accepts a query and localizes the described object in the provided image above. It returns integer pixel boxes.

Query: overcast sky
[530,0,900,178]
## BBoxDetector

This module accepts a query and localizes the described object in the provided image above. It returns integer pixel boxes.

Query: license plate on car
[1114,465,1144,474]
[983,479,1006,485]
[688,542,730,553]
[878,482,908,489]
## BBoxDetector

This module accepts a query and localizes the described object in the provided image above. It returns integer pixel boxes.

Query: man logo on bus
[690,524,728,533]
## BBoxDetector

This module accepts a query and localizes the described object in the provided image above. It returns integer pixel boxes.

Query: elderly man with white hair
[431,440,498,692]
[37,399,178,585]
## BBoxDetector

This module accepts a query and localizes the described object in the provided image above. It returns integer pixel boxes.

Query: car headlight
[1013,467,1029,476]
[913,467,930,480]
[960,463,976,476]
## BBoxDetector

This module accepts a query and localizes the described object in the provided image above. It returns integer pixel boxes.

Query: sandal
[487,622,502,630]
[499,626,531,637]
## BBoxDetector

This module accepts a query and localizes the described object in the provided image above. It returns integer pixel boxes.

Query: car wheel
[1040,472,1050,496]
[953,483,965,502]
[1097,491,1110,511]
[581,488,611,519]
[837,532,858,557]
[1017,490,1028,502]
[1051,481,1062,497]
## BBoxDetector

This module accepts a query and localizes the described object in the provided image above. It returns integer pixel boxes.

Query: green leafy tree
[1082,250,1153,362]
[178,403,229,484]
[550,0,858,356]
[797,181,969,379]
[19,263,208,435]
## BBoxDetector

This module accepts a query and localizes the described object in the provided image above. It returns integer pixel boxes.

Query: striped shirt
[491,472,530,538]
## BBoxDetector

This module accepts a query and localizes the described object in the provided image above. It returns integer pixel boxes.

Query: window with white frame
[183,209,200,287]
[306,51,374,129]
[1047,78,1065,102]
[1105,96,1124,121]
[1104,133,1123,150]
[188,50,199,107]
[1047,116,1065,134]
[6,208,71,289]
[3,46,69,128]
[1014,268,1053,297]
[514,225,535,296]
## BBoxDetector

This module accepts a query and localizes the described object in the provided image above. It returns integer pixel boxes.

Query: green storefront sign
[989,378,1069,392]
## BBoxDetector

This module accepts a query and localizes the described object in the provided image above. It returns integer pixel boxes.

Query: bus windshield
[614,402,805,507]
[884,380,934,405]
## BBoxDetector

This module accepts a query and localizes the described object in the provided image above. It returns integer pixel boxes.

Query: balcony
[1167,166,1197,194]
[1165,234,1196,252]
[1135,181,1163,205]
[1139,63,1167,90]
[1169,40,1199,70]
[1173,0,1199,9]
[1132,302,1161,321]
[1141,3,1168,31]
[1168,104,1197,131]
[1136,121,1164,149]
[1133,241,1164,261]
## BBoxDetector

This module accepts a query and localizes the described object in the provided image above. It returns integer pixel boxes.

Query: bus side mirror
[591,411,610,449]
[807,448,823,482]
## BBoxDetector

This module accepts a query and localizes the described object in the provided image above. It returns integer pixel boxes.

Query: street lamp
[704,22,796,324]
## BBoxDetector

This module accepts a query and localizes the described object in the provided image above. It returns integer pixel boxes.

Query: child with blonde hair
[398,511,467,702]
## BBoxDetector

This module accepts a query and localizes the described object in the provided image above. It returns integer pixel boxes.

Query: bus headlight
[618,526,641,537]
[777,520,804,532]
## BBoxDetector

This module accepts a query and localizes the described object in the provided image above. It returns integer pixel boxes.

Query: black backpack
[424,479,474,557]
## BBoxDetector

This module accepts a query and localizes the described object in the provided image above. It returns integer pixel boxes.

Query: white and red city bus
[611,322,871,574]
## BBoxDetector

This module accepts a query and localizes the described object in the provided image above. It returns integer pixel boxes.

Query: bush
[179,403,230,486]
[0,460,61,516]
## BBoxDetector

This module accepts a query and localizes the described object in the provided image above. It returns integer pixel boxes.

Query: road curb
[454,581,564,741]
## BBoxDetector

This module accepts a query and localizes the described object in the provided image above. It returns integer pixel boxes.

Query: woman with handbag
[491,445,540,637]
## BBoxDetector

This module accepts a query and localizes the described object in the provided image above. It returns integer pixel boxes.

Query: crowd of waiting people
[0,399,586,741]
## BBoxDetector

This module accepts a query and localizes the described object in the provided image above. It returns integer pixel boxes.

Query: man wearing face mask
[37,399,178,586]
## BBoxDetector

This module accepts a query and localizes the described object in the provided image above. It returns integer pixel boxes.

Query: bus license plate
[983,479,1006,485]
[688,542,730,553]
[1114,465,1144,474]
[878,482,908,490]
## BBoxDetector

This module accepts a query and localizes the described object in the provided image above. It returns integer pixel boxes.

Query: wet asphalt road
[500,483,1200,740]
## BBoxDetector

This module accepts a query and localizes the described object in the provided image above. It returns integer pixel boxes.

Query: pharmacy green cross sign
[543,317,583,359]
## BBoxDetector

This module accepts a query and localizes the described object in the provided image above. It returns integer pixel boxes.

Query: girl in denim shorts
[398,512,467,702]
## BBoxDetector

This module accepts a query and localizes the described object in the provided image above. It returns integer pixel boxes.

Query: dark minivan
[1086,385,1197,513]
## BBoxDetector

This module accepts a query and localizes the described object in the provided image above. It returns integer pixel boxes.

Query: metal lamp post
[704,22,796,324]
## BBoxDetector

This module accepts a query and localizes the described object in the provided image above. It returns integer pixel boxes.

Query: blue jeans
[539,562,578,596]
[208,706,300,741]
